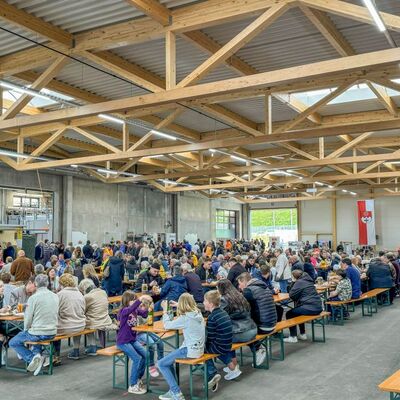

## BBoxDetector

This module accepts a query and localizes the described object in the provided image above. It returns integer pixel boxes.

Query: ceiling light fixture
[363,0,387,32]
[151,130,176,141]
[0,81,52,101]
[98,113,125,124]
[230,155,247,163]
[315,181,324,186]
[97,168,118,175]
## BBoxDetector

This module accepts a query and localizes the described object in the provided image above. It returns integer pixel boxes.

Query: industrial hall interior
[1,1,400,400]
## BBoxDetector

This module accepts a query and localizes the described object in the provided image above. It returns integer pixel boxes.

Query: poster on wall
[357,200,376,246]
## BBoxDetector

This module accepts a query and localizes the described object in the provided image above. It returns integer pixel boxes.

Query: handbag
[275,262,288,282]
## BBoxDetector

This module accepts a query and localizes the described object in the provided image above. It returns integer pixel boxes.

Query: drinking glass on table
[17,303,24,313]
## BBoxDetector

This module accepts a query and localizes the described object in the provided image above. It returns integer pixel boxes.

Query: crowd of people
[0,237,399,399]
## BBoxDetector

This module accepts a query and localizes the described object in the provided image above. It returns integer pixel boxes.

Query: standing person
[226,257,246,289]
[139,242,152,262]
[9,274,59,376]
[82,241,94,260]
[34,241,44,265]
[116,291,150,395]
[158,294,205,400]
[3,242,15,263]
[42,240,53,266]
[284,270,323,343]
[10,250,34,282]
[274,249,291,294]
[103,251,125,296]
[203,290,233,392]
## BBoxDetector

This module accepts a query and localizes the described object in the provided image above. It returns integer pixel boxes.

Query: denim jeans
[231,328,257,359]
[9,331,55,363]
[286,307,321,336]
[279,279,290,293]
[137,332,165,366]
[206,351,232,380]
[117,341,147,386]
[158,347,188,395]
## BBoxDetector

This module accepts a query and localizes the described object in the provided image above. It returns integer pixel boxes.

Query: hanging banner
[357,200,376,245]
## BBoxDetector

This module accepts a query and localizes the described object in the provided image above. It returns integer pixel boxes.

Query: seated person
[0,272,14,307]
[328,269,352,302]
[217,279,257,380]
[136,295,164,378]
[253,264,284,322]
[9,275,59,376]
[181,263,204,304]
[238,272,277,366]
[203,290,233,393]
[53,273,86,361]
[155,266,187,312]
[196,257,217,282]
[134,263,164,293]
[9,277,36,310]
[340,258,361,299]
[284,269,323,344]
[78,278,116,354]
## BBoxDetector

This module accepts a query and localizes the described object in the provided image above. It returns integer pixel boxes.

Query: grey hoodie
[163,311,205,358]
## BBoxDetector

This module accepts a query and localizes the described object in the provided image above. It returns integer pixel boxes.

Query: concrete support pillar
[241,203,250,240]
[62,175,73,244]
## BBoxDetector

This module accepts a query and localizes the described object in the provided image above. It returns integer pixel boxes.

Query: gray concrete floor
[1,303,399,400]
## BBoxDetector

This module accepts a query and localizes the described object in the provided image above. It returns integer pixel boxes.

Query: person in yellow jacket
[191,252,199,268]
[205,242,213,258]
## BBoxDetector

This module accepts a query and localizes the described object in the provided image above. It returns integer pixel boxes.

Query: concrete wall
[177,192,243,241]
[299,197,400,250]
[0,166,63,240]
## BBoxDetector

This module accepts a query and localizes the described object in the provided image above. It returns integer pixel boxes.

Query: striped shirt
[206,307,233,355]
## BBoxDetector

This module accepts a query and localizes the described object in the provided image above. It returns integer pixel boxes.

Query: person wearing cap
[134,262,164,293]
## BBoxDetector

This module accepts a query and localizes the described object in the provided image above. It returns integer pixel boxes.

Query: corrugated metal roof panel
[0,21,46,56]
[319,99,386,116]
[5,0,201,33]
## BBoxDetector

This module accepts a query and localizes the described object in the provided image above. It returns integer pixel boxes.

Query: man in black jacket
[134,263,164,292]
[196,257,216,282]
[238,272,277,366]
[82,240,94,260]
[227,257,246,289]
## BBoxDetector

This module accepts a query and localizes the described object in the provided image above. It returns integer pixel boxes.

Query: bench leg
[269,332,284,361]
[189,365,194,400]
[362,299,373,317]
[311,318,326,343]
[203,363,209,400]
[112,353,129,390]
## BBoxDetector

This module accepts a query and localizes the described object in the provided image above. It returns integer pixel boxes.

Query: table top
[108,295,122,304]
[273,293,290,303]
[132,320,178,334]
[379,370,400,393]
[0,314,24,321]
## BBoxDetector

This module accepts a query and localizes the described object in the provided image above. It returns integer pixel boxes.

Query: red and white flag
[357,200,376,245]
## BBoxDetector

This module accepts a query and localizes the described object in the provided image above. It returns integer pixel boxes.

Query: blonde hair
[177,293,198,316]
[83,263,97,278]
[59,273,77,288]
[204,290,221,307]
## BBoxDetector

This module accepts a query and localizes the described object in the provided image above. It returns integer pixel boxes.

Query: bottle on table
[141,283,148,293]
[147,307,154,326]
[167,301,174,320]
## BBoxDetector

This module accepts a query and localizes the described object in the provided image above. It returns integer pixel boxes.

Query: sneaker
[128,384,146,394]
[298,334,307,341]
[283,336,298,343]
[223,366,230,373]
[84,346,97,356]
[149,365,159,377]
[33,355,45,376]
[27,354,42,372]
[159,391,174,400]
[172,393,185,400]
[53,355,62,366]
[208,374,221,392]
[43,356,50,368]
[67,349,80,360]
[255,347,267,366]
[224,365,242,381]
